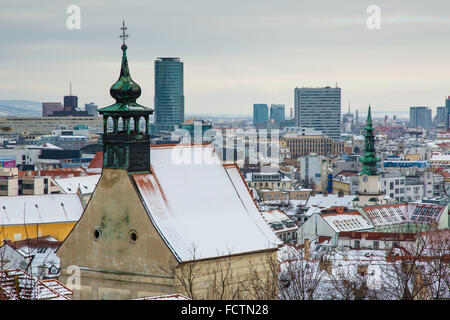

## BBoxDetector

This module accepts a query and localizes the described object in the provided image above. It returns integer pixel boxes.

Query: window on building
[37,247,47,254]
[354,240,360,249]
[373,241,379,249]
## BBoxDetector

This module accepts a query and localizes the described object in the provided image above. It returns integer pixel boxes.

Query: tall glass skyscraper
[153,57,184,132]
[270,104,285,123]
[445,97,450,129]
[294,87,341,140]
[253,104,269,126]
[410,106,432,128]
[436,106,446,126]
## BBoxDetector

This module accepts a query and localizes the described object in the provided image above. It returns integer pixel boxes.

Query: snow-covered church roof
[133,144,281,262]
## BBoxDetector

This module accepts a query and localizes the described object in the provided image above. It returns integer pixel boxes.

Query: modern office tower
[294,87,341,140]
[446,97,450,129]
[85,103,99,117]
[436,106,446,126]
[42,102,63,117]
[63,95,78,111]
[409,106,432,128]
[253,104,269,126]
[153,57,184,132]
[270,104,285,123]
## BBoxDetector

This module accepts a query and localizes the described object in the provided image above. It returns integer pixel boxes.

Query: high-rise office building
[253,104,268,126]
[445,97,450,129]
[410,106,432,128]
[270,104,285,123]
[42,102,63,117]
[294,87,341,140]
[436,106,446,126]
[153,57,184,133]
[63,95,78,112]
[85,103,99,117]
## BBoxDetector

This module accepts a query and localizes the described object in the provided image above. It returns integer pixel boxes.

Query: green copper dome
[99,23,152,114]
[109,44,142,103]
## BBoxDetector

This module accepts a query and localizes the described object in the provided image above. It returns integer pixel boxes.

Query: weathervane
[120,20,128,46]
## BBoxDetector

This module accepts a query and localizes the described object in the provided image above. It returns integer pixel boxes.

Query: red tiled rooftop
[335,170,358,177]
[321,210,361,217]
[88,152,103,169]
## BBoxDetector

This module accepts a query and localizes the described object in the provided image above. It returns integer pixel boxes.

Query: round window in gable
[93,227,102,241]
[129,230,138,243]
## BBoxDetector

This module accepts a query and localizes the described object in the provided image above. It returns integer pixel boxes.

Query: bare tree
[168,245,280,300]
[238,252,279,300]
[278,246,325,300]
[378,224,449,300]
[168,245,202,300]
[324,260,379,300]
[416,229,450,300]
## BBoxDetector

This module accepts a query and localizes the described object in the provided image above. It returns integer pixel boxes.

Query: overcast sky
[1,0,450,117]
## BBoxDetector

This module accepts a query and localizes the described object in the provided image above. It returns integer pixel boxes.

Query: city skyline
[1,1,450,117]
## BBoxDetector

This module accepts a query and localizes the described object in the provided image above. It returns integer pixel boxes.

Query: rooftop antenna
[69,83,72,96]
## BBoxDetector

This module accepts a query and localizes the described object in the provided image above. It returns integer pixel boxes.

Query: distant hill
[0,100,42,117]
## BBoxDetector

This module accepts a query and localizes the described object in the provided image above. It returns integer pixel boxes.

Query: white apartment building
[381,173,406,203]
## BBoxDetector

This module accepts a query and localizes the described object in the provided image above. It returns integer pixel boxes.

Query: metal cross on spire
[120,20,128,45]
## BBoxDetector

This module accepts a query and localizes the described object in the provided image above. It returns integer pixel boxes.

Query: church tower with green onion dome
[355,106,385,205]
[98,21,153,173]
[360,105,380,176]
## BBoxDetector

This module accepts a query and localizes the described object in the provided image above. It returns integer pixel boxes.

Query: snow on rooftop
[133,145,281,262]
[362,204,408,227]
[261,210,290,224]
[0,194,83,226]
[0,270,72,300]
[35,143,63,150]
[430,154,450,161]
[54,174,100,194]
[305,194,355,211]
[321,212,373,232]
[305,206,322,217]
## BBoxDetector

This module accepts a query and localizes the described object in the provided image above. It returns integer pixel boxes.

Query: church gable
[57,169,176,276]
